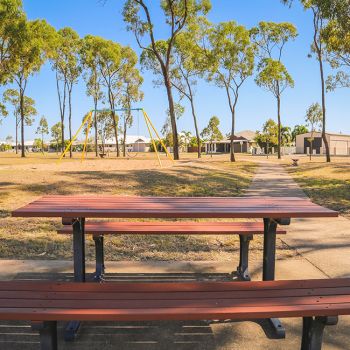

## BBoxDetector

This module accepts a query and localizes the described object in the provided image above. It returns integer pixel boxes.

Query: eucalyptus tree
[52,27,81,156]
[122,0,211,160]
[36,116,49,153]
[200,115,222,157]
[171,30,206,158]
[119,66,144,157]
[81,35,104,156]
[255,118,279,157]
[323,6,350,92]
[282,0,335,162]
[3,88,36,154]
[10,19,55,157]
[206,21,256,162]
[252,22,297,159]
[51,122,62,153]
[0,0,24,86]
[93,38,137,157]
[305,102,322,159]
[96,110,114,154]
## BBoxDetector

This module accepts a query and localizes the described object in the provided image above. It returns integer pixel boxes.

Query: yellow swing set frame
[58,108,174,168]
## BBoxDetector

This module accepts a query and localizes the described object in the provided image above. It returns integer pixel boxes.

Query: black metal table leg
[93,235,105,282]
[32,321,58,350]
[65,217,85,341]
[301,316,338,350]
[236,234,253,281]
[262,217,290,339]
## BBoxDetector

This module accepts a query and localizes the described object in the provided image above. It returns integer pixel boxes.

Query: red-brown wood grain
[57,221,287,235]
[0,279,349,321]
[12,196,338,219]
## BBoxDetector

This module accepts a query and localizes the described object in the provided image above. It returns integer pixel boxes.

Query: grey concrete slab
[244,163,307,197]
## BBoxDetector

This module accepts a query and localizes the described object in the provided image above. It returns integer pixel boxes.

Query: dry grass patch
[287,160,350,218]
[0,154,284,261]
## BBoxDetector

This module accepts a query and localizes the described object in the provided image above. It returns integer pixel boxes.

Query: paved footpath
[245,161,350,279]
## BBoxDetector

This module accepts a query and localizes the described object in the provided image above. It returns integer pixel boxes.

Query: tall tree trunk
[42,133,44,153]
[277,94,281,159]
[317,52,331,162]
[164,75,179,160]
[230,107,236,162]
[20,90,25,158]
[112,112,120,157]
[310,139,313,161]
[15,117,18,154]
[94,99,98,157]
[68,84,73,158]
[123,117,127,157]
[109,93,119,157]
[56,72,66,153]
[313,9,330,162]
[187,84,201,159]
[190,99,201,159]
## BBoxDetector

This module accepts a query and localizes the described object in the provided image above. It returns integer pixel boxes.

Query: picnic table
[12,195,337,341]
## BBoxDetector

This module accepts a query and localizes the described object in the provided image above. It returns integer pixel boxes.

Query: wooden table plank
[12,196,338,219]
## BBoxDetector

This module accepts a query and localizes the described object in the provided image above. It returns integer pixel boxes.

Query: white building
[296,132,350,156]
[0,140,37,152]
[104,135,151,152]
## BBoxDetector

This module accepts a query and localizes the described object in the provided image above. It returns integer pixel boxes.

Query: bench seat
[58,221,286,282]
[58,221,287,235]
[0,278,347,349]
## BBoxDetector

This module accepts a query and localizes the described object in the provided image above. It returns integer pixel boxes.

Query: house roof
[297,132,350,138]
[235,130,257,141]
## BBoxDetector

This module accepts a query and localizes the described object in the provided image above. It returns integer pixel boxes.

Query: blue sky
[0,0,349,141]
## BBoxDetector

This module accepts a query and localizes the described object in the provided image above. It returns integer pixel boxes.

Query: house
[203,130,258,154]
[104,135,151,153]
[0,140,37,152]
[296,132,350,156]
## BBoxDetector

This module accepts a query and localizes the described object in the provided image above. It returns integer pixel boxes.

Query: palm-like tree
[281,126,292,146]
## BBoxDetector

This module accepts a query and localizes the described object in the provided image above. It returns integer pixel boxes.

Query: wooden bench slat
[57,221,287,235]
[1,294,350,310]
[0,286,349,301]
[0,279,349,321]
[0,303,348,322]
[0,279,350,293]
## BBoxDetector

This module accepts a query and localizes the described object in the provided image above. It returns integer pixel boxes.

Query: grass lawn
[0,152,290,262]
[286,157,350,219]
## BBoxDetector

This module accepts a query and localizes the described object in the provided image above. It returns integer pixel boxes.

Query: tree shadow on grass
[61,167,254,197]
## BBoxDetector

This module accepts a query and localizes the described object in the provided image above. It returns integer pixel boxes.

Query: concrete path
[245,161,350,279]
[244,162,306,197]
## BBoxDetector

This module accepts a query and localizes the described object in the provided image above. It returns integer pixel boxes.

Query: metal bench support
[65,217,85,341]
[236,234,253,281]
[93,235,105,282]
[263,217,290,339]
[301,316,338,350]
[32,321,57,350]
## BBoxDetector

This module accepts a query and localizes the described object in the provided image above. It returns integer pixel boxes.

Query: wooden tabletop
[11,195,338,219]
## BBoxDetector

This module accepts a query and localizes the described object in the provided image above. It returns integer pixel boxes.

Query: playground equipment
[58,108,174,168]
